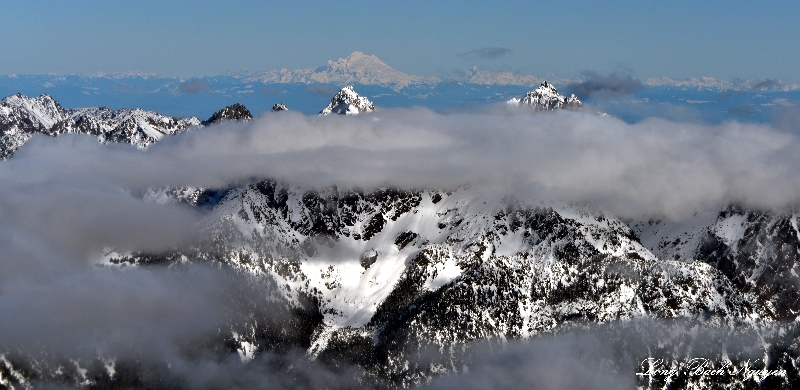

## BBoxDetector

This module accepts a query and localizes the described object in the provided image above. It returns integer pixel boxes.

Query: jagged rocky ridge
[319,86,375,116]
[96,182,800,388]
[508,81,582,111]
[0,94,251,159]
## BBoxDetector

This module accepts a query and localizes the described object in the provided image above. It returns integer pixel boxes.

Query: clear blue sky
[3,1,799,82]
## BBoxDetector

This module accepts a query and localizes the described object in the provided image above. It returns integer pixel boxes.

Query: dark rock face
[636,206,800,321]
[202,103,253,125]
[697,208,800,320]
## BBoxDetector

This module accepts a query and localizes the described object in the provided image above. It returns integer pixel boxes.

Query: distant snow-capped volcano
[241,52,437,89]
[319,86,375,115]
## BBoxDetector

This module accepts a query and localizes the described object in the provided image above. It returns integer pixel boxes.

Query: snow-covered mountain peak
[325,51,388,73]
[1,93,68,128]
[508,81,582,111]
[319,86,375,115]
[534,80,559,97]
[0,93,206,159]
[240,52,436,88]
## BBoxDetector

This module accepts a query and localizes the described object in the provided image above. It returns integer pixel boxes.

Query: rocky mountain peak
[319,86,375,115]
[271,102,288,111]
[202,103,252,125]
[0,93,202,159]
[508,81,582,110]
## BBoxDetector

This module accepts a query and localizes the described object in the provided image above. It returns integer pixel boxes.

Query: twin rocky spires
[316,81,581,116]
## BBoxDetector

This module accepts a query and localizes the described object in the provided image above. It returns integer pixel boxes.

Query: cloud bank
[8,107,800,221]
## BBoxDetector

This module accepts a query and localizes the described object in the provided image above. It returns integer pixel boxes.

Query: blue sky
[3,1,799,82]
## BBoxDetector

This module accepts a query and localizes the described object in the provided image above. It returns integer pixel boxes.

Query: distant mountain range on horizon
[3,51,798,92]
[1,52,797,123]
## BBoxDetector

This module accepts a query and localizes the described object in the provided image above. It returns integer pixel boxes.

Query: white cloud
[12,107,800,221]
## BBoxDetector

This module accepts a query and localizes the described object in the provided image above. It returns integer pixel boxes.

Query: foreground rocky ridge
[3,185,798,388]
[100,181,800,388]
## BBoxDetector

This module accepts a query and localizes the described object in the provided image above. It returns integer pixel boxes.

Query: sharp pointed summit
[319,86,375,115]
[508,81,582,111]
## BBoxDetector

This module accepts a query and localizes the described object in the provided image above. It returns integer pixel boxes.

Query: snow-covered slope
[319,86,375,115]
[632,205,800,320]
[508,81,582,111]
[116,181,776,386]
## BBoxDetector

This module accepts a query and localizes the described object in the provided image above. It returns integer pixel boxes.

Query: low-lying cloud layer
[8,107,799,221]
[426,320,771,390]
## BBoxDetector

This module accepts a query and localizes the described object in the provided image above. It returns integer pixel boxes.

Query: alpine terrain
[0,94,251,160]
[0,89,798,390]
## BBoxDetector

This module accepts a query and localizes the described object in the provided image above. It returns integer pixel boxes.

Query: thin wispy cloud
[457,47,513,60]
